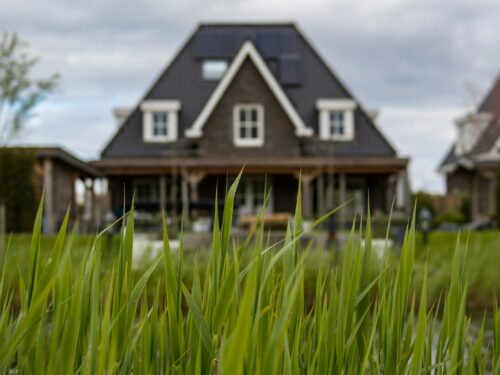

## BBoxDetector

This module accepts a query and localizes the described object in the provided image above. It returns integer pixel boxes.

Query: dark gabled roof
[438,143,458,169]
[470,118,500,155]
[102,23,397,159]
[440,75,500,171]
[478,75,500,118]
[4,146,101,177]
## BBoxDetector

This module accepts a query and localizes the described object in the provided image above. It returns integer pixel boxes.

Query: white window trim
[140,100,181,143]
[233,104,264,147]
[316,99,356,141]
[185,41,312,138]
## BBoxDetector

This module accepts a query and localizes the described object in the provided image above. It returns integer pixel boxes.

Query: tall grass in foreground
[0,174,499,374]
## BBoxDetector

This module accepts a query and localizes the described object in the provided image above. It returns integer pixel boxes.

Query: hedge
[0,149,37,232]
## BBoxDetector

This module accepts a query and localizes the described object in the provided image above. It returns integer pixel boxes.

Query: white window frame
[140,100,181,143]
[316,99,356,141]
[233,104,264,147]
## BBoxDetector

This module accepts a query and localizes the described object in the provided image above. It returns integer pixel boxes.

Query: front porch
[105,164,410,232]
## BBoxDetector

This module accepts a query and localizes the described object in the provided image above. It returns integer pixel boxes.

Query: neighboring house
[2,147,101,233]
[439,76,500,223]
[94,23,410,225]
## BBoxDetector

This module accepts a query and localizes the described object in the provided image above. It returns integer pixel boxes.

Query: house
[0,147,101,233]
[439,76,500,223]
[94,23,410,227]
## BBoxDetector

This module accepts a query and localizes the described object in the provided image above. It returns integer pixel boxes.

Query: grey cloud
[1,0,499,192]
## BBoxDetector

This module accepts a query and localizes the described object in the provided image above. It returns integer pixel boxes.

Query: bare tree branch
[0,32,59,146]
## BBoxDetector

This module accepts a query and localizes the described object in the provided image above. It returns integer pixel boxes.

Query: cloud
[2,0,500,193]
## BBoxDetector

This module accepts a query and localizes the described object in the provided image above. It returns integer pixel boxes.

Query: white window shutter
[344,110,355,141]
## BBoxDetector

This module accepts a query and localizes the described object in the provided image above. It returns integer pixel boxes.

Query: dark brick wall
[197,58,302,158]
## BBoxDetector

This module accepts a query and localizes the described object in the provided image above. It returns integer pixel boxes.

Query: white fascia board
[316,99,357,111]
[440,158,474,174]
[140,100,181,112]
[185,40,312,138]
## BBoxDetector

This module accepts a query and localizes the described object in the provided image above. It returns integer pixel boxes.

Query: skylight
[202,60,228,80]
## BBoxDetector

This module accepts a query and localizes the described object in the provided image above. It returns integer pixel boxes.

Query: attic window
[152,112,169,137]
[202,60,228,80]
[140,100,181,143]
[328,111,345,136]
[316,99,356,141]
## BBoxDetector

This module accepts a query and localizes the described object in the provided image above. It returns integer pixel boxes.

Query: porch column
[326,171,335,210]
[184,171,206,217]
[339,173,346,229]
[181,172,189,223]
[472,174,479,222]
[294,173,316,219]
[386,174,396,212]
[83,178,94,229]
[159,175,167,214]
[317,173,325,216]
[396,170,410,214]
[486,172,496,219]
[43,158,55,233]
[171,169,178,223]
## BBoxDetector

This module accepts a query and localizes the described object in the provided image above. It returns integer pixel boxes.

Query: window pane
[154,112,168,125]
[250,109,258,122]
[240,126,246,139]
[153,112,169,137]
[329,111,345,136]
[240,109,246,122]
[251,126,258,139]
[136,182,158,202]
[202,60,228,80]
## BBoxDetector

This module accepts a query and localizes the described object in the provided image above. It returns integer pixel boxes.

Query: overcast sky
[1,0,499,192]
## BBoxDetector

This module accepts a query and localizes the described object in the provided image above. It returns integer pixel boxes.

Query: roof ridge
[198,22,296,27]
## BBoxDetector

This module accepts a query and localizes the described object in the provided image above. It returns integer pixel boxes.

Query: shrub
[0,148,37,232]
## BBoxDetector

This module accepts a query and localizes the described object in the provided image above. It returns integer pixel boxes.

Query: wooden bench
[239,212,292,229]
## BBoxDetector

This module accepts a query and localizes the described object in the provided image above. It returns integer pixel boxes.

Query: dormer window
[153,112,169,136]
[328,111,345,136]
[233,104,264,147]
[202,60,228,80]
[140,100,181,142]
[317,99,356,141]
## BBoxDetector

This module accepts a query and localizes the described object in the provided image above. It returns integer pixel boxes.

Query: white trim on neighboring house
[233,104,264,147]
[439,157,475,174]
[316,99,356,141]
[454,112,492,155]
[140,100,181,143]
[185,41,313,138]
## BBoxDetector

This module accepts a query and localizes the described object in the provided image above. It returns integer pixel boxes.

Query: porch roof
[92,156,408,175]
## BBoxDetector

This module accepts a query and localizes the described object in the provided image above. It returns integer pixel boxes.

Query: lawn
[1,178,500,372]
[3,229,500,311]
